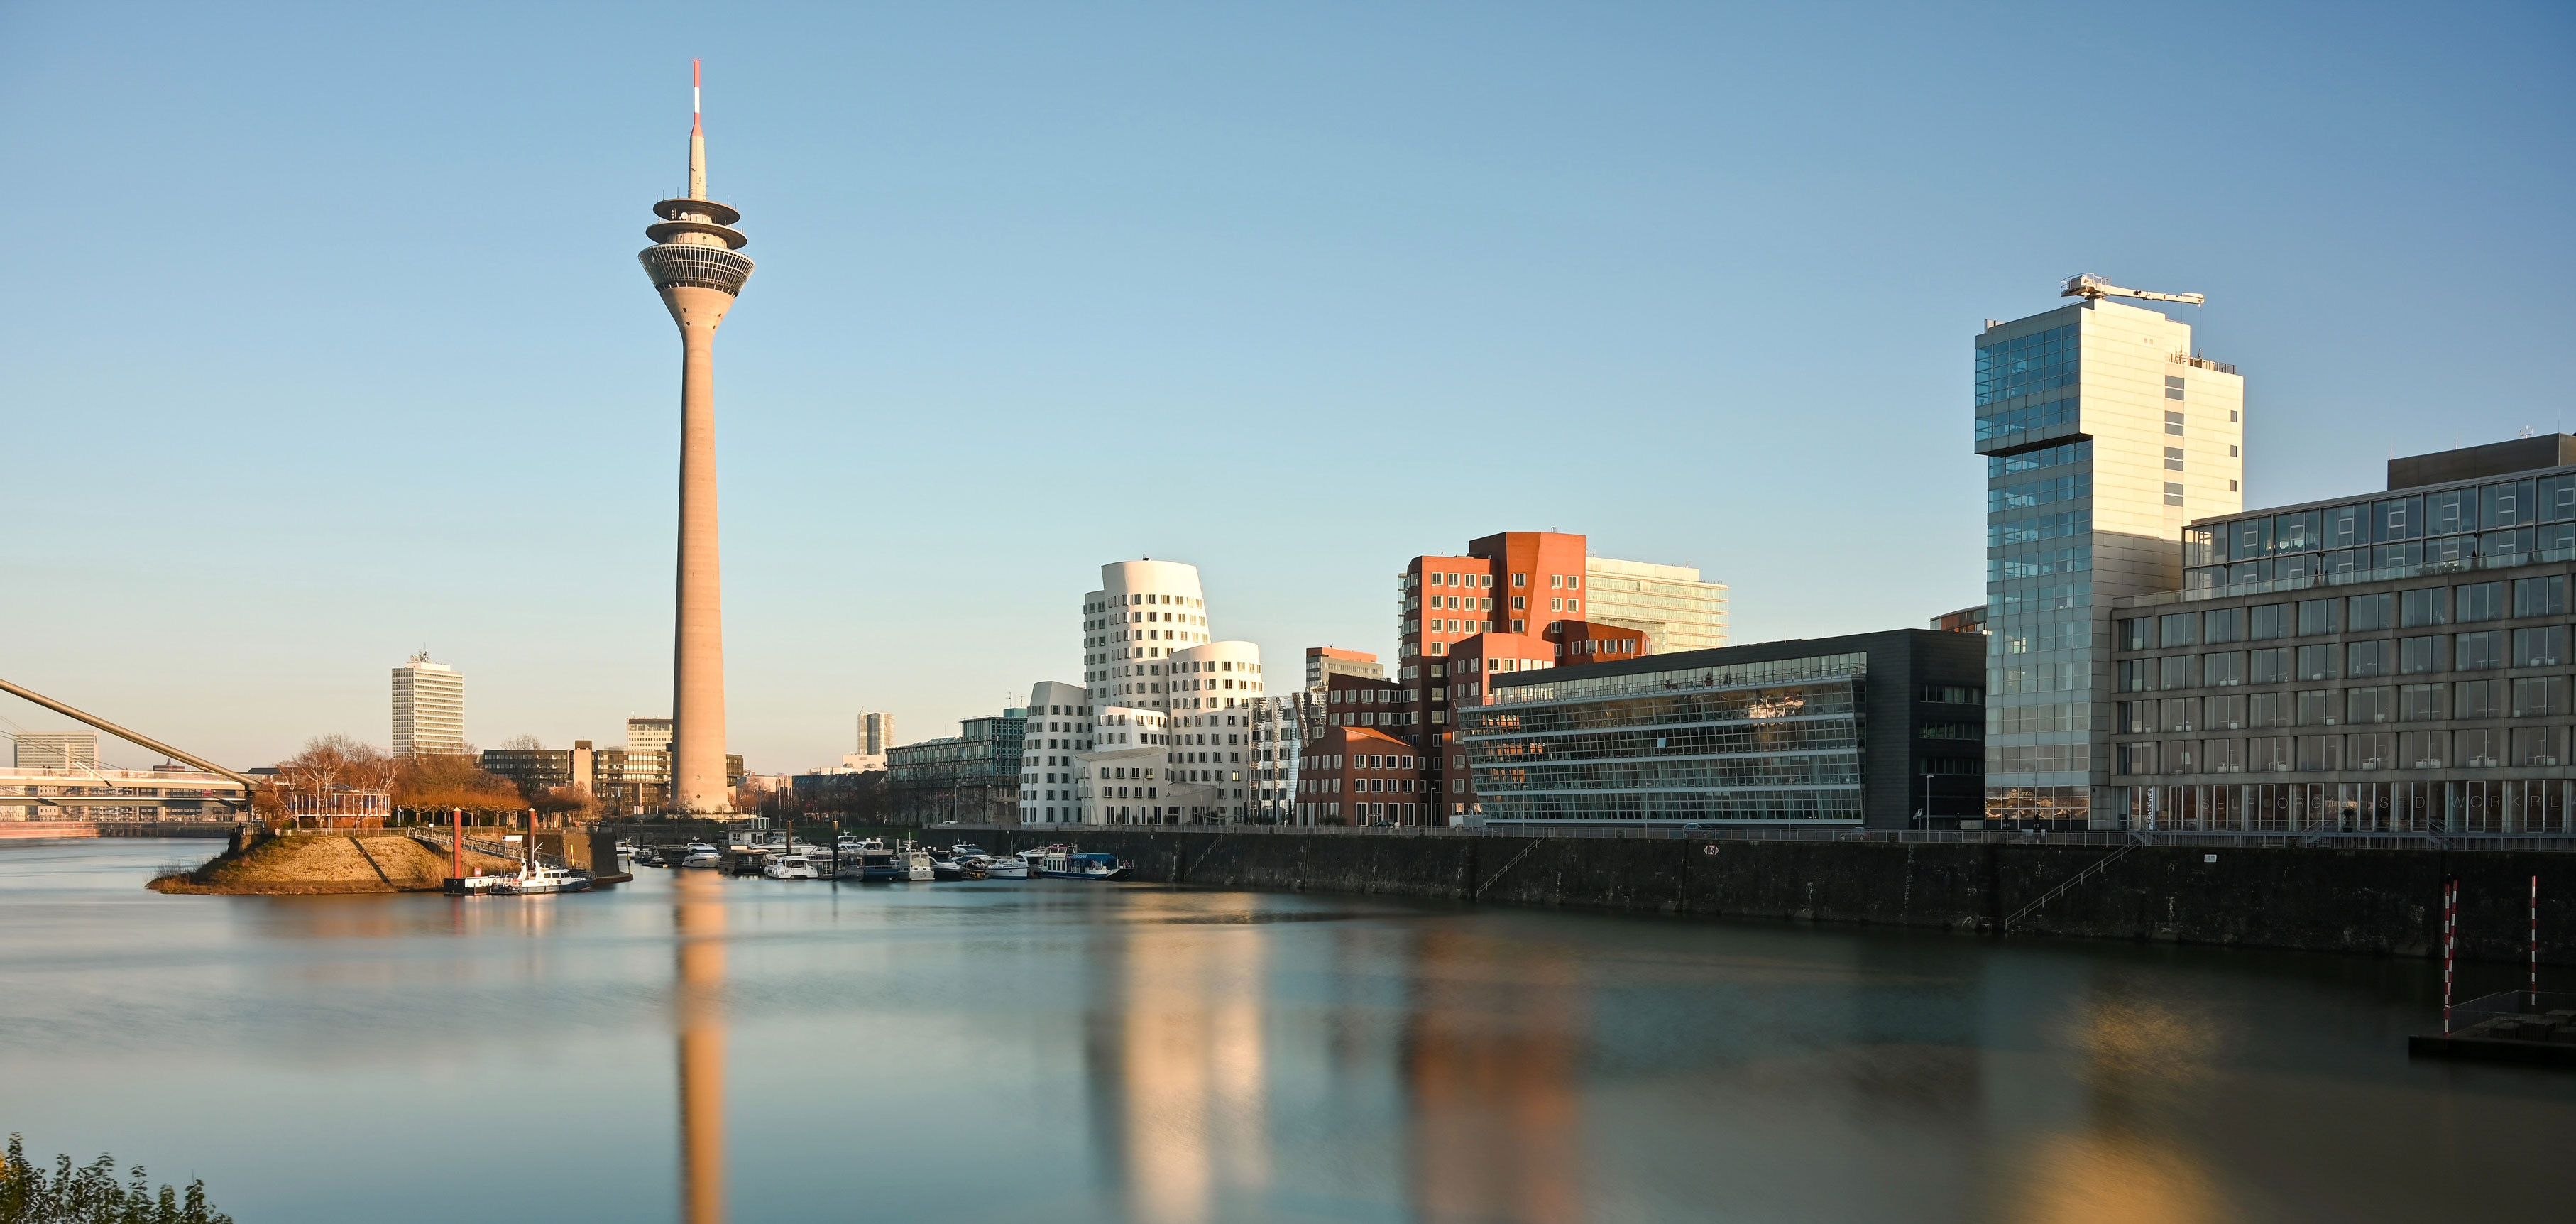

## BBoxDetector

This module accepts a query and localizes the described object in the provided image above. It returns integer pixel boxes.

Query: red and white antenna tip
[691,59,702,123]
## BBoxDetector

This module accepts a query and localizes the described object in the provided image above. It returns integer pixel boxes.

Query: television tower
[640,60,752,814]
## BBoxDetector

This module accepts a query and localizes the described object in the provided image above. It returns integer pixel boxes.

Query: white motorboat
[1035,849,1130,880]
[490,862,593,895]
[975,854,1029,880]
[896,851,935,882]
[762,854,820,880]
[679,843,722,869]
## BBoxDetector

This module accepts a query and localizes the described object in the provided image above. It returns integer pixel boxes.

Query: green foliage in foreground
[0,1136,231,1224]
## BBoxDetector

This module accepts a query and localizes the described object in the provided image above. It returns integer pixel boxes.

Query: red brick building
[1293,726,1431,825]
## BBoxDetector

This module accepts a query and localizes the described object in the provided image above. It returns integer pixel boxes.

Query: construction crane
[2060,273,2204,306]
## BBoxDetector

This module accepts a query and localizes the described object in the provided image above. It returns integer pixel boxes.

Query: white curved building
[1060,559,1268,824]
[1016,680,1093,824]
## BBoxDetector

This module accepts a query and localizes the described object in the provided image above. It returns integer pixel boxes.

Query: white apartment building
[1066,559,1268,824]
[1017,680,1094,824]
[11,731,99,771]
[1978,289,2245,824]
[390,653,466,758]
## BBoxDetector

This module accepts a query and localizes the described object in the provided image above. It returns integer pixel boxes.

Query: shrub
[0,1134,232,1224]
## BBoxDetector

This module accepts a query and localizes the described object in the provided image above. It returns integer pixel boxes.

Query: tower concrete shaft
[640,62,753,814]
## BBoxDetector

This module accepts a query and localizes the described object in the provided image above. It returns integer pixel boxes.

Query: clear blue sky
[4,1,2569,772]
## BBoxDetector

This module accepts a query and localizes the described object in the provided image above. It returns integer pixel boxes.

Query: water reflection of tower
[638,60,753,814]
[1085,914,1272,1224]
[674,869,727,1223]
[1403,929,1584,1224]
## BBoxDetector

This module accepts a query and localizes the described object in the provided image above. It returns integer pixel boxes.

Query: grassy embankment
[150,832,521,895]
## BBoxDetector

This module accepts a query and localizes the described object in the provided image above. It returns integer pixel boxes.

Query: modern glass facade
[1457,652,1868,823]
[1977,299,2244,823]
[2183,472,2576,597]
[2111,563,2576,834]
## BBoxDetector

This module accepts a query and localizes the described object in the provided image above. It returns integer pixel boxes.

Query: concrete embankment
[963,828,2576,966]
[151,832,521,895]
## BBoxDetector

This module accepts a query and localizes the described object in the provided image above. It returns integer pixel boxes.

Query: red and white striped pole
[2443,878,2458,1033]
[2532,874,2541,1005]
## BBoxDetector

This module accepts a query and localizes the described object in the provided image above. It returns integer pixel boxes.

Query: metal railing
[932,821,2576,852]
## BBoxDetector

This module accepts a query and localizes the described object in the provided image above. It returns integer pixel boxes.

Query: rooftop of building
[2194,435,2576,527]
[1489,628,1956,689]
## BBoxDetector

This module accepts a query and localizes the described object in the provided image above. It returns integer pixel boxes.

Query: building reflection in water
[1087,905,1272,1224]
[1402,929,1585,1224]
[674,869,726,1224]
[2001,983,2224,1224]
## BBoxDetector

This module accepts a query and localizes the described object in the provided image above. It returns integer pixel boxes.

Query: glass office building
[2112,437,2576,833]
[1455,630,1986,827]
[1977,298,2244,824]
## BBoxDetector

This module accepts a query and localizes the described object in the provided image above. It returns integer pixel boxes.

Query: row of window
[2117,630,2567,689]
[1975,324,2077,408]
[2126,579,2571,648]
[2119,677,2570,731]
[2118,728,2569,774]
[2190,474,2576,563]
[2186,533,2572,591]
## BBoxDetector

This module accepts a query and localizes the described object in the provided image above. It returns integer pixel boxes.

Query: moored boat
[679,843,721,869]
[1035,850,1129,880]
[762,854,819,880]
[489,862,593,895]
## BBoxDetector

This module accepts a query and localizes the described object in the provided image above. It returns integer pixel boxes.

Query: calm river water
[2,838,2570,1223]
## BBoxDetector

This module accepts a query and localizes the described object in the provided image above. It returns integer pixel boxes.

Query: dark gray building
[1454,630,1985,829]
[886,710,1028,825]
[2111,436,2576,834]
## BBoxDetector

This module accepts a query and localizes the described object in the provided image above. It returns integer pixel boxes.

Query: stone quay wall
[958,827,2576,966]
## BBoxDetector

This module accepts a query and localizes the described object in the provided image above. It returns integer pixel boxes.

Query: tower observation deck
[641,61,752,815]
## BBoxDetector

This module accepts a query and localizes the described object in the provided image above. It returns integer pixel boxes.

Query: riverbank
[931,826,2576,965]
[150,831,521,895]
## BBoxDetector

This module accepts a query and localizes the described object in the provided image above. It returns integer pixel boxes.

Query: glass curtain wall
[1979,321,2094,820]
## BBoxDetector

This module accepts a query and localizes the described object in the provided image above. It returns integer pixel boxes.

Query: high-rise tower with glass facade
[1977,294,2245,823]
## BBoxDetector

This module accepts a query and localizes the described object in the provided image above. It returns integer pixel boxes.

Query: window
[2399,636,2447,674]
[2117,618,2152,651]
[2347,593,2394,632]
[2455,581,2505,622]
[2250,692,2294,728]
[2164,447,2186,471]
[2206,738,2247,772]
[2117,701,2153,734]
[1513,574,1527,587]
[2164,410,2186,434]
[2248,648,2290,685]
[2251,736,2293,772]
[2459,728,2505,767]
[2297,690,2339,726]
[2161,655,2200,691]
[2399,684,2448,722]
[1512,596,1526,611]
[2161,741,2200,773]
[2513,676,2567,718]
[2205,694,2247,729]
[2117,743,2159,775]
[2117,659,2156,693]
[1568,577,1579,590]
[2203,607,2246,643]
[2348,732,2394,770]
[2347,640,2394,677]
[2401,587,2449,628]
[2160,613,2199,647]
[2513,726,2567,767]
[2347,686,2394,725]
[2401,731,2448,768]
[2203,652,2244,686]
[2455,630,2506,671]
[2298,736,2340,771]
[2160,697,2200,732]
[2164,482,2185,507]
[2296,644,2341,681]
[2514,576,2567,618]
[2250,604,2291,640]
[2456,679,2507,720]
[1550,574,1562,589]
[2426,488,2478,537]
[2296,599,2342,636]
[2514,625,2566,668]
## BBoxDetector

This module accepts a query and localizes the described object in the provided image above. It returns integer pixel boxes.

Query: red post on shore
[2443,878,2459,1032]
[451,807,463,881]
[2532,874,2541,1004]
